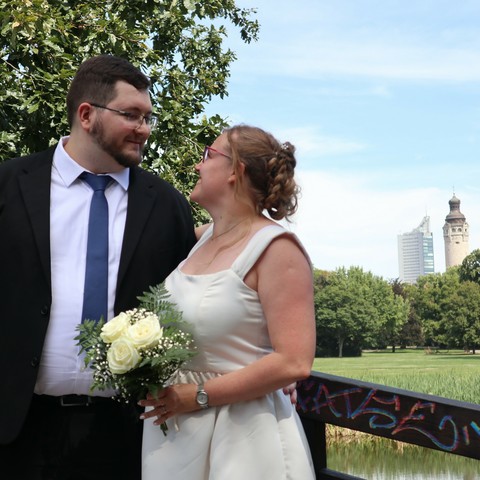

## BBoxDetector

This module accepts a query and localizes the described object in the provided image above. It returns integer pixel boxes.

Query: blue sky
[204,0,480,279]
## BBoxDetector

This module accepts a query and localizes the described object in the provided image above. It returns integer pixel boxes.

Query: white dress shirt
[34,137,129,396]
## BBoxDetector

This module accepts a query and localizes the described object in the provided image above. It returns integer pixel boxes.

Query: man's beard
[91,119,144,168]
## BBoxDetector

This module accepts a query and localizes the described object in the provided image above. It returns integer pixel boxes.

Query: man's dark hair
[66,55,151,127]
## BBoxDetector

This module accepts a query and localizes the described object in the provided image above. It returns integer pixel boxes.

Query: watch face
[197,391,208,405]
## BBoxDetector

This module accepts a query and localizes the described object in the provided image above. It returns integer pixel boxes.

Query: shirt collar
[53,136,130,191]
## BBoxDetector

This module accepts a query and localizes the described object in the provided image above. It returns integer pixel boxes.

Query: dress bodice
[165,224,292,373]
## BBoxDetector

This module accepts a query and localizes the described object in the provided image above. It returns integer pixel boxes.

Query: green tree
[314,266,406,357]
[459,249,480,284]
[376,285,410,353]
[314,267,372,357]
[0,0,258,221]
[407,269,480,352]
[440,280,480,353]
[391,279,423,348]
[409,271,452,348]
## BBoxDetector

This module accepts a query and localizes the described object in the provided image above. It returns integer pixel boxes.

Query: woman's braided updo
[225,125,299,221]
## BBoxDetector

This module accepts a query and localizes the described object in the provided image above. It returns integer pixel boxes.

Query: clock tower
[443,194,469,268]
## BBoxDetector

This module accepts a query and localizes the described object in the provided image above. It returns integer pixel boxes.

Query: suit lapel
[116,167,157,289]
[18,152,53,288]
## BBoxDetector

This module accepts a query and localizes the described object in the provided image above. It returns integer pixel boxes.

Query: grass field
[312,348,480,404]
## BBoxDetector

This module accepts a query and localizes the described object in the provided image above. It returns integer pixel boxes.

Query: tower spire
[443,194,469,268]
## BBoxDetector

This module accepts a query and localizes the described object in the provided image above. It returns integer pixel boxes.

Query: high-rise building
[443,194,469,268]
[398,216,435,283]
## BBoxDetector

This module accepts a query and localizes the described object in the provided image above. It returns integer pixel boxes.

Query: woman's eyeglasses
[202,146,231,163]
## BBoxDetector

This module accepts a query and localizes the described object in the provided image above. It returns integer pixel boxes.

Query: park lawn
[312,348,480,404]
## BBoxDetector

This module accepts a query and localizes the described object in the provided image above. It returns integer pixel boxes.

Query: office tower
[443,194,469,268]
[398,216,435,283]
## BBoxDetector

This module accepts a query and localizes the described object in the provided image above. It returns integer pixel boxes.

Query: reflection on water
[327,434,480,479]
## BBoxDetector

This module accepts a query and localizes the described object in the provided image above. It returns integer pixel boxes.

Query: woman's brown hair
[225,125,299,221]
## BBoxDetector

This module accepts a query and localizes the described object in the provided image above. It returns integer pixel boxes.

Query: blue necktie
[80,172,112,323]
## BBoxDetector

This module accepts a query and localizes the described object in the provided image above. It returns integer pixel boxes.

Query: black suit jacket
[0,146,196,444]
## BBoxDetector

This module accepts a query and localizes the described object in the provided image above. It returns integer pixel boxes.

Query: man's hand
[283,382,297,405]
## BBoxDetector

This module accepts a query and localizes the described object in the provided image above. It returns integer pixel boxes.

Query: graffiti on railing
[297,378,480,454]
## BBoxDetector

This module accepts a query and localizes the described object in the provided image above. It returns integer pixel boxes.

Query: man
[0,55,196,479]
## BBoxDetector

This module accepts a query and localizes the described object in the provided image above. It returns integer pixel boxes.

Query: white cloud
[233,38,480,83]
[212,0,480,281]
[285,170,480,279]
[231,1,480,83]
[276,126,367,158]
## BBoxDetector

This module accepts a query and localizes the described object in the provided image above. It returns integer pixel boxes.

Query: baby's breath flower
[75,283,196,415]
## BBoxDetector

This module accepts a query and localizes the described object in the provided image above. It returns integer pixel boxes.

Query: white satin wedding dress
[142,224,315,480]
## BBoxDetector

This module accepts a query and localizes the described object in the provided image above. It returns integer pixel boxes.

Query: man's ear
[77,103,95,131]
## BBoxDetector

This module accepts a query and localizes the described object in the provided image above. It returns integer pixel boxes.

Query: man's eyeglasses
[202,146,231,163]
[90,103,158,130]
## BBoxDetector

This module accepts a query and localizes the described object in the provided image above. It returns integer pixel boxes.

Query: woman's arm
[139,235,316,423]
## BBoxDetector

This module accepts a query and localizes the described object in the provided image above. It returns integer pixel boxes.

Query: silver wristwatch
[196,383,209,409]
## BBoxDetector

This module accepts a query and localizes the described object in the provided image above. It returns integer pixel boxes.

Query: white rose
[127,314,163,350]
[106,337,140,374]
[100,312,130,343]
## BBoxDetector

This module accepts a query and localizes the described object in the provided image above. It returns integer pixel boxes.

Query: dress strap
[231,224,309,279]
[187,224,214,258]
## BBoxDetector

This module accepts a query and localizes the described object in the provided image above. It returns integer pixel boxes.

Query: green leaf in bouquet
[74,318,107,366]
[137,282,183,327]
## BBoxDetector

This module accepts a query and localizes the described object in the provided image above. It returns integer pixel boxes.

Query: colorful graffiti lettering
[297,378,480,455]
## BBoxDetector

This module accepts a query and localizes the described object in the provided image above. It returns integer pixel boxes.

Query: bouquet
[75,283,196,433]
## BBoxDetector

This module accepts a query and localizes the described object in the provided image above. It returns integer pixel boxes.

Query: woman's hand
[139,384,199,425]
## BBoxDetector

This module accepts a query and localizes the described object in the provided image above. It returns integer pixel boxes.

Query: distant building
[398,216,435,284]
[443,194,469,268]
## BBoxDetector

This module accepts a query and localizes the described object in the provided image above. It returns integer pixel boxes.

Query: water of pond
[327,437,480,479]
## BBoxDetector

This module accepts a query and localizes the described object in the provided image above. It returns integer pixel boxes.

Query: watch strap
[196,383,209,409]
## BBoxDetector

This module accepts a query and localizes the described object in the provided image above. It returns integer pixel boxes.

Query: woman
[140,125,316,479]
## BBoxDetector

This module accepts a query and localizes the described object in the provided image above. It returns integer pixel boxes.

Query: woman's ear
[228,162,245,183]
